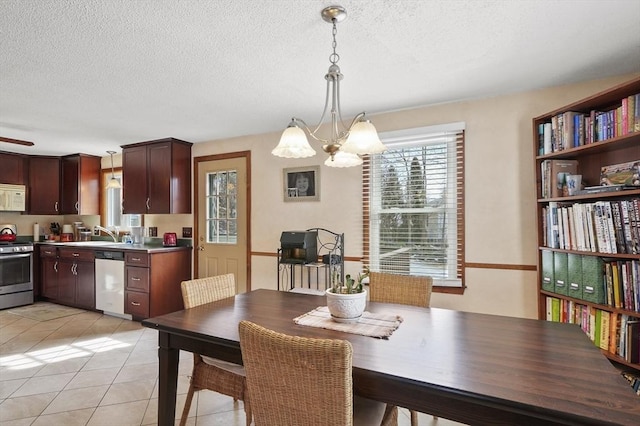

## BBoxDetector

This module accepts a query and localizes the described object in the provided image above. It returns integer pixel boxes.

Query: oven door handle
[1,253,32,260]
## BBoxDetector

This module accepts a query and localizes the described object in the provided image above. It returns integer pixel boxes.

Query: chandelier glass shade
[271,5,386,167]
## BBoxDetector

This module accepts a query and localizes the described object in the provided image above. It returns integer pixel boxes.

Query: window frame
[363,122,466,293]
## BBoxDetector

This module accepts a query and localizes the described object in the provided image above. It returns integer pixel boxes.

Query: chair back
[368,272,432,307]
[181,274,236,308]
[238,320,354,426]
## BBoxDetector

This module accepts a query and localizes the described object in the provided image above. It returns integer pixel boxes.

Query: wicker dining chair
[238,320,398,426]
[179,275,251,426]
[368,272,433,426]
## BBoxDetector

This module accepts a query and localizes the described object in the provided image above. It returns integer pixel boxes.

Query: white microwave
[0,184,27,212]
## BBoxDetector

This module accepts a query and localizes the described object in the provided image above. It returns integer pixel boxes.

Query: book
[554,252,569,296]
[541,250,555,292]
[600,310,610,351]
[547,159,579,198]
[626,320,640,363]
[600,160,640,187]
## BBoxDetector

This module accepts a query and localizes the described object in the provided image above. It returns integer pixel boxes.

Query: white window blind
[363,123,465,287]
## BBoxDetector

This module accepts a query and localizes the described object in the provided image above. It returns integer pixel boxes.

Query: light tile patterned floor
[0,302,464,425]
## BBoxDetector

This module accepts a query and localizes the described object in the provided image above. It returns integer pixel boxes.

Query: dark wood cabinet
[0,151,27,184]
[28,156,61,214]
[61,154,101,215]
[40,246,59,300]
[121,138,192,214]
[40,246,95,310]
[124,248,191,319]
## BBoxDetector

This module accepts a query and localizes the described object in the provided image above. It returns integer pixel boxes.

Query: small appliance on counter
[0,224,17,242]
[163,232,177,247]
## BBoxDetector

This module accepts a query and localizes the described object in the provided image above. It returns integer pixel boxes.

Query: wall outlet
[149,227,158,237]
[182,227,192,238]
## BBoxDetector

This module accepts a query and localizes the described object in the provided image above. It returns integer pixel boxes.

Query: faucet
[93,225,118,242]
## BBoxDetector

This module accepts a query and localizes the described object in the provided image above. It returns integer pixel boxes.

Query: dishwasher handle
[94,250,125,261]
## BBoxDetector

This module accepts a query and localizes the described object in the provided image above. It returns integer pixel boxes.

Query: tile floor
[0,302,463,425]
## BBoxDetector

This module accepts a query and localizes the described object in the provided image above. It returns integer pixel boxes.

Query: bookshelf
[533,76,640,373]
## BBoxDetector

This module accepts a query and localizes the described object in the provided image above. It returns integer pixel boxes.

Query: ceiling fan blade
[0,136,35,146]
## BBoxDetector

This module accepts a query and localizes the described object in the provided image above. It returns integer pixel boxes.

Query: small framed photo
[283,166,320,202]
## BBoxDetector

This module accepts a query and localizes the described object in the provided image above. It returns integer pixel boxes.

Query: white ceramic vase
[325,288,367,323]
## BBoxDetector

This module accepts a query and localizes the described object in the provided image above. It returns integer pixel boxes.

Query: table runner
[293,306,403,339]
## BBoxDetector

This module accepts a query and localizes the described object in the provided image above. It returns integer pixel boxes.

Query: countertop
[36,240,192,253]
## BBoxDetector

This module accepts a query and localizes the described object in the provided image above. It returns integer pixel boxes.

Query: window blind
[363,123,465,287]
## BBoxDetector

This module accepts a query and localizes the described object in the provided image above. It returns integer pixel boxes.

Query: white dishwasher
[95,250,131,319]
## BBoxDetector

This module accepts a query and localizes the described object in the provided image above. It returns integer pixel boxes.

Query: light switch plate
[149,227,158,237]
[182,227,192,238]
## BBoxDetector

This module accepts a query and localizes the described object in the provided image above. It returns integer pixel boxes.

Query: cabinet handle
[75,201,79,212]
[72,263,77,275]
[54,201,59,212]
[54,261,58,272]
[73,253,80,257]
[131,257,141,261]
[132,277,141,281]
[131,302,141,306]
[146,198,150,210]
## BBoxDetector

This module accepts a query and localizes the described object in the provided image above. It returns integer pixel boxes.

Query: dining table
[141,289,640,425]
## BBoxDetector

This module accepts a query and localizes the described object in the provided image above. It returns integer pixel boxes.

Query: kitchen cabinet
[0,151,27,185]
[40,246,58,299]
[61,154,101,215]
[121,138,192,214]
[124,248,191,319]
[28,156,61,214]
[40,246,95,310]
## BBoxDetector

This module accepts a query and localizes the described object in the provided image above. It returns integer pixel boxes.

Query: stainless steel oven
[0,242,34,309]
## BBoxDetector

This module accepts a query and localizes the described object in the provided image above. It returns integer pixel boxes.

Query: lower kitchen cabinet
[124,248,191,319]
[40,246,58,299]
[39,246,95,310]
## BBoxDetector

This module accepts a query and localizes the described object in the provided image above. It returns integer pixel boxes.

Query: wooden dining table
[141,289,640,425]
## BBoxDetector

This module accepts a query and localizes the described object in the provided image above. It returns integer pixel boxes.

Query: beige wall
[4,73,637,319]
[192,73,639,319]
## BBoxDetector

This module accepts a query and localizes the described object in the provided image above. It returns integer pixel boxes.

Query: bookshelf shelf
[534,76,640,373]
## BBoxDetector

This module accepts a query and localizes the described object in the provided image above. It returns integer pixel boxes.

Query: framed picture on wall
[283,166,320,202]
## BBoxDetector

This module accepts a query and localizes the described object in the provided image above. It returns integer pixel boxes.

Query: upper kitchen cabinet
[61,154,101,215]
[0,151,27,185]
[121,138,192,214]
[28,156,61,214]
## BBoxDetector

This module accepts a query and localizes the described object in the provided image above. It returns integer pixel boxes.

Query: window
[363,122,465,288]
[102,170,141,231]
[206,169,238,244]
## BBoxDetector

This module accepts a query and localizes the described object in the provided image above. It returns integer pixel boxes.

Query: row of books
[542,199,640,254]
[537,93,640,155]
[545,297,639,363]
[542,252,640,313]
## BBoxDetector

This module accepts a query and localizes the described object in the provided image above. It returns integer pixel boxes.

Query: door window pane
[206,170,238,244]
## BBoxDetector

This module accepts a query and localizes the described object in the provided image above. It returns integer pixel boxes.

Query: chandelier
[271,5,387,168]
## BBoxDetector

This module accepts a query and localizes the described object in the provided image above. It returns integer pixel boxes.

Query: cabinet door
[75,261,95,309]
[147,142,172,213]
[61,155,80,214]
[28,156,61,214]
[122,145,148,214]
[57,260,76,305]
[41,257,58,299]
[0,152,26,184]
[61,155,100,215]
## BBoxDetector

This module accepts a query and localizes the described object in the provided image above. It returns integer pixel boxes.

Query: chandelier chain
[329,20,339,65]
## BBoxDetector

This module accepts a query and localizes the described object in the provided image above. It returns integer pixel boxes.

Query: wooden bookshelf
[533,76,640,373]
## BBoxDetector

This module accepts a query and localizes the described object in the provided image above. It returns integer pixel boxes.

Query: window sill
[433,286,465,295]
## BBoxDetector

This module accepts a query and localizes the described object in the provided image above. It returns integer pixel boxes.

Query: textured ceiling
[1,0,639,156]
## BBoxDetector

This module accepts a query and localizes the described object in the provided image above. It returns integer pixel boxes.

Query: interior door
[196,154,249,293]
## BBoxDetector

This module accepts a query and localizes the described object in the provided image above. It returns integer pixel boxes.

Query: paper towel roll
[34,223,39,242]
[62,224,73,234]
